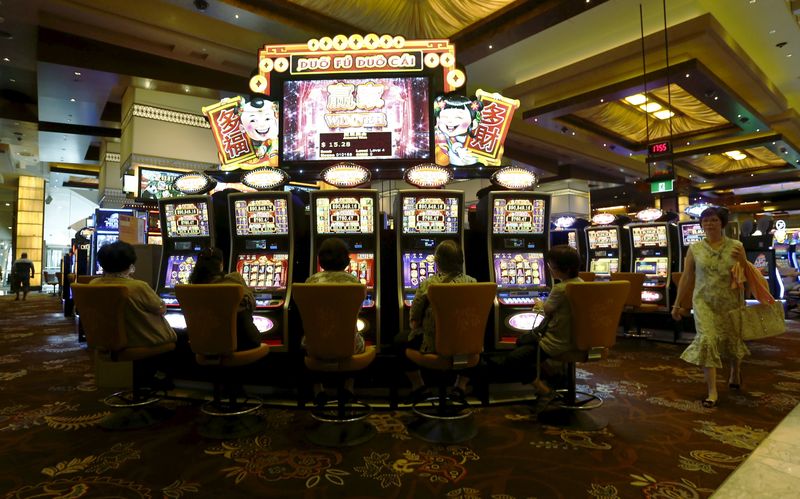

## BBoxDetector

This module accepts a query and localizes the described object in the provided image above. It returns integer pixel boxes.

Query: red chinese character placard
[202,96,258,166]
[465,89,520,166]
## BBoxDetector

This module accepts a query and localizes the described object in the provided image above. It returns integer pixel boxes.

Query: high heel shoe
[729,372,743,390]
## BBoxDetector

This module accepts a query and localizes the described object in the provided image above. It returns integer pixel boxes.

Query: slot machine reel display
[585,213,629,281]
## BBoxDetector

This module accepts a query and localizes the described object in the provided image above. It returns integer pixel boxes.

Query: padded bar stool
[538,281,629,431]
[405,282,496,444]
[71,283,176,430]
[292,283,377,447]
[176,284,270,439]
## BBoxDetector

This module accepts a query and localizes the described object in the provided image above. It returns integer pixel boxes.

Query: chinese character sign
[433,93,483,167]
[465,89,520,166]
[202,96,281,170]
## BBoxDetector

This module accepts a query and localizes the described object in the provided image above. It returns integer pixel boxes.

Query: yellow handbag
[729,301,786,340]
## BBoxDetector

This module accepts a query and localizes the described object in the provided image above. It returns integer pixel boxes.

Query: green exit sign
[650,179,674,193]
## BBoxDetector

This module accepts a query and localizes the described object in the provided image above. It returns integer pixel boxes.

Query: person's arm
[671,248,695,320]
[30,262,35,278]
[135,281,167,315]
[409,282,429,329]
[542,284,566,316]
[731,240,747,266]
[226,273,256,311]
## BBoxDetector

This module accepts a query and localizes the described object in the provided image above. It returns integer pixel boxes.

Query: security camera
[193,0,209,11]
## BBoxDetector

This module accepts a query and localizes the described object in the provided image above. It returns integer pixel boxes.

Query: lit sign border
[320,162,372,188]
[174,172,215,195]
[592,213,617,225]
[491,166,538,190]
[404,163,453,188]
[242,167,290,190]
[636,207,664,222]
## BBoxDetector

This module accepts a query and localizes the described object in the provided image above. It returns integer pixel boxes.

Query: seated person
[503,245,583,396]
[403,240,477,403]
[304,237,365,406]
[188,247,262,352]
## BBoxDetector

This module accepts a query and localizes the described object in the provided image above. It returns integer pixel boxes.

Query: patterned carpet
[1,294,799,498]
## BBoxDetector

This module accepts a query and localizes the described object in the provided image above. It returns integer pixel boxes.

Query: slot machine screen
[634,257,669,277]
[492,198,546,234]
[315,196,374,234]
[493,252,546,288]
[631,225,668,248]
[163,254,197,288]
[681,223,704,246]
[235,253,289,290]
[402,252,437,288]
[590,258,619,275]
[401,196,460,234]
[164,201,210,238]
[233,198,289,236]
[316,252,375,287]
[94,233,120,274]
[567,231,577,250]
[147,235,163,245]
[587,228,619,249]
[147,211,161,232]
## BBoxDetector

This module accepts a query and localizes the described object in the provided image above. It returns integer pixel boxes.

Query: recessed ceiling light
[234,13,239,19]
[4,203,9,206]
[769,29,776,35]
[74,71,81,76]
[714,96,718,100]
[624,94,647,105]
[184,87,190,93]
[685,73,690,78]
[488,44,493,49]
[7,227,11,230]
[2,57,9,62]
[653,110,674,120]
[723,150,747,161]
[8,78,14,83]
[69,98,75,102]
[787,54,793,58]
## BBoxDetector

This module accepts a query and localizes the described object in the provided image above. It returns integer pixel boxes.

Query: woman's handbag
[728,301,785,340]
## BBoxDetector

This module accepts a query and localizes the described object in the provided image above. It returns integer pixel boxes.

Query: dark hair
[434,240,463,274]
[318,238,350,271]
[547,245,581,279]
[189,247,225,284]
[97,241,137,273]
[21,252,27,259]
[700,206,728,228]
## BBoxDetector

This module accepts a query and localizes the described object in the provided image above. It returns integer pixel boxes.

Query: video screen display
[282,77,431,162]
[164,201,210,238]
[590,258,619,275]
[494,252,546,288]
[401,196,460,234]
[233,198,289,236]
[147,234,163,245]
[567,231,577,250]
[315,196,374,234]
[631,225,668,248]
[94,233,120,274]
[316,252,375,287]
[235,253,289,290]
[402,252,437,288]
[587,228,619,249]
[492,198,546,234]
[751,253,769,276]
[94,210,129,233]
[681,223,704,246]
[139,168,183,200]
[163,254,197,288]
[634,257,669,277]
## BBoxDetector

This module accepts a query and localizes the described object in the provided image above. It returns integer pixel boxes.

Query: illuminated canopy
[403,163,452,188]
[321,162,372,187]
[491,166,538,190]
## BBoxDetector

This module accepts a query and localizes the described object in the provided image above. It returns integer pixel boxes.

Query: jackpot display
[315,196,374,234]
[677,221,704,270]
[492,198,546,234]
[233,198,289,236]
[164,202,210,238]
[401,196,459,234]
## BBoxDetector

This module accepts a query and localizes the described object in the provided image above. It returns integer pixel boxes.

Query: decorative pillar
[14,176,45,287]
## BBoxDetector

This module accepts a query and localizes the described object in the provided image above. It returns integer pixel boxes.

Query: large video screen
[492,198,546,234]
[634,257,669,277]
[315,196,374,234]
[233,198,289,236]
[681,223,704,246]
[494,252,546,288]
[235,253,289,290]
[402,252,437,288]
[139,168,183,200]
[282,77,431,162]
[631,225,668,248]
[94,210,130,233]
[164,201,210,238]
[316,252,375,288]
[401,196,460,234]
[587,228,618,249]
[163,254,197,288]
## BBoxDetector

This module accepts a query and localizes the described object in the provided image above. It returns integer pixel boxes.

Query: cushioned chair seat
[195,344,270,367]
[304,346,377,372]
[405,350,480,371]
[116,343,176,362]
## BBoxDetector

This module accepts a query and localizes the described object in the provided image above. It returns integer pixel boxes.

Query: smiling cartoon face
[240,100,279,142]
[436,107,472,138]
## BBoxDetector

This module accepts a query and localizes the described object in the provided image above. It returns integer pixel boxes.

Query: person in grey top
[12,252,35,301]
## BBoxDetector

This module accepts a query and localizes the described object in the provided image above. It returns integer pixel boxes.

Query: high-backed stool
[292,283,377,446]
[71,283,176,430]
[538,281,629,431]
[175,284,270,439]
[610,272,658,336]
[405,282,496,444]
[578,271,596,282]
[670,271,694,340]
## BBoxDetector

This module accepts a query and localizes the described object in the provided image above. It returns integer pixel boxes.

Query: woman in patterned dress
[672,207,749,407]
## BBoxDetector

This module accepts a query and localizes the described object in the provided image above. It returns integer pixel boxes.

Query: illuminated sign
[174,172,214,194]
[648,141,672,156]
[635,208,664,222]
[554,216,576,229]
[201,96,258,166]
[404,163,452,188]
[242,167,289,190]
[321,163,371,187]
[464,89,520,166]
[650,179,674,193]
[491,166,538,190]
[684,203,714,218]
[592,213,616,225]
[202,96,280,170]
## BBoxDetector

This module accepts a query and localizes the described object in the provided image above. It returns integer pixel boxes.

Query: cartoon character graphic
[239,97,280,167]
[433,93,483,166]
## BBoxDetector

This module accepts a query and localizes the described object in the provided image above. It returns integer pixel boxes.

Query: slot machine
[228,191,293,351]
[396,189,464,338]
[677,220,704,270]
[91,209,133,275]
[488,191,550,349]
[146,209,162,245]
[550,216,588,267]
[741,234,779,298]
[584,213,630,281]
[628,209,679,310]
[156,196,215,328]
[772,224,793,298]
[310,189,380,348]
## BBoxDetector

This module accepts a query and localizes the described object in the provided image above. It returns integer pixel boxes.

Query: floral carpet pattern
[1,294,799,498]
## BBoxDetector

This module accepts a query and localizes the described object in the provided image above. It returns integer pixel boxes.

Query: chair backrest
[566,281,630,351]
[55,271,63,285]
[175,284,243,356]
[428,282,497,357]
[292,283,366,359]
[610,272,645,307]
[671,271,693,309]
[76,275,97,284]
[71,283,130,352]
[578,272,596,282]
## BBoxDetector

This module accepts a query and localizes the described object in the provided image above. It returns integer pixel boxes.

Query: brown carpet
[1,293,799,498]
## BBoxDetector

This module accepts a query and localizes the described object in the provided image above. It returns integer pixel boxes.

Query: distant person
[502,245,584,397]
[672,207,749,408]
[12,252,35,301]
[305,237,365,407]
[188,247,262,352]
[403,240,477,403]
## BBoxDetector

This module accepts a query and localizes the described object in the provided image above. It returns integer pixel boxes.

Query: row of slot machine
[152,189,553,353]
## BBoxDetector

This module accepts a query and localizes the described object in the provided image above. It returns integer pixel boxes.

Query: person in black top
[12,252,35,301]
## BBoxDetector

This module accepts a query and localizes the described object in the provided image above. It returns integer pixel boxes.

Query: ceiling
[0,0,799,225]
